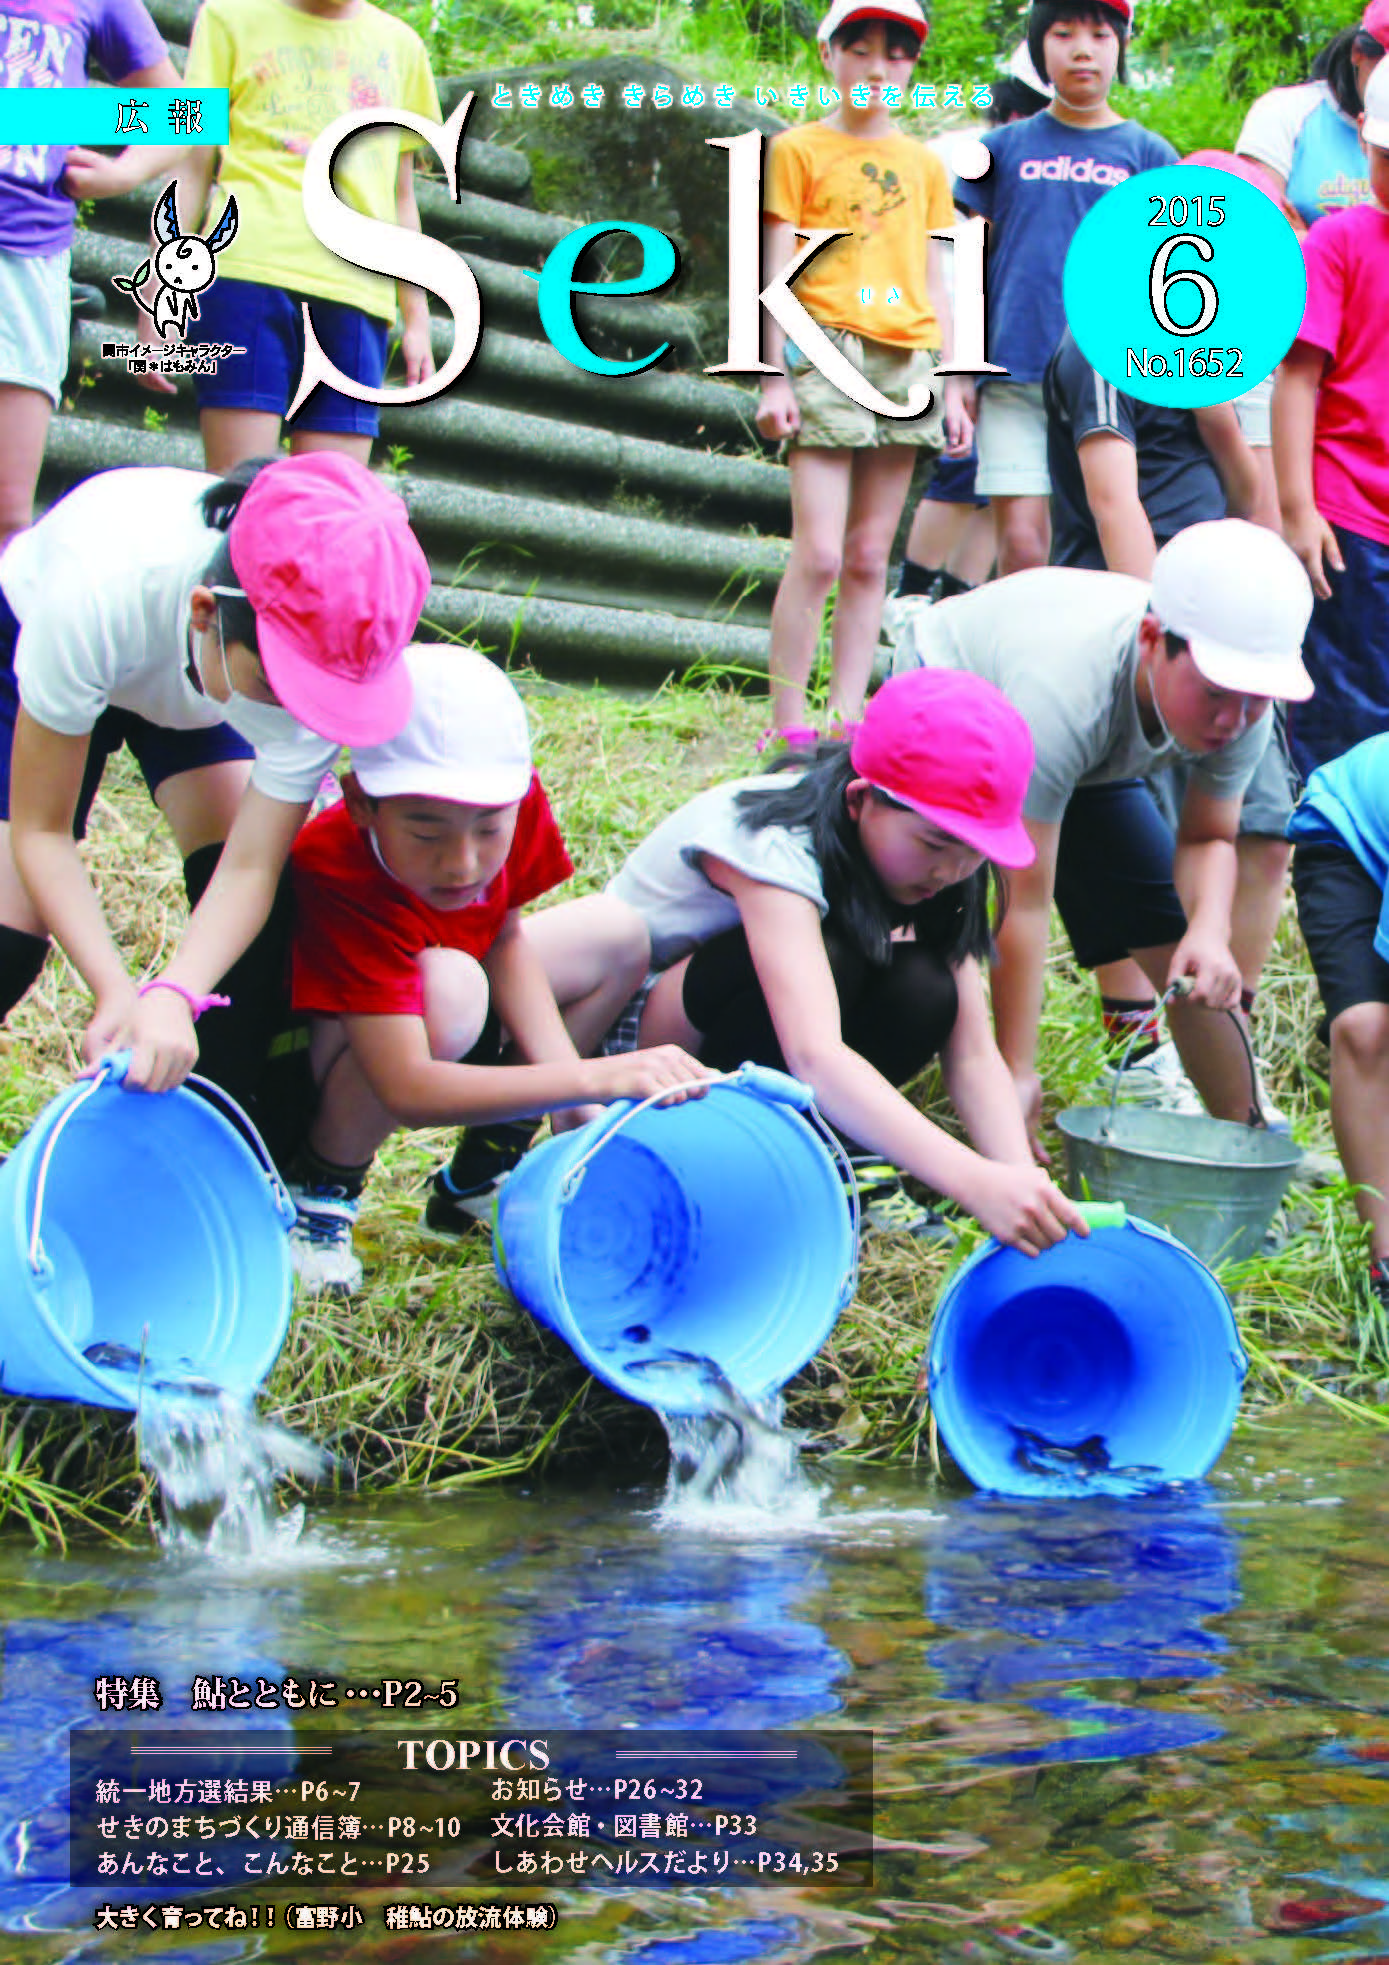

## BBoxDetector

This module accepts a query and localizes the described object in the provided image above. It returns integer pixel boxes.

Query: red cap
[851,669,1036,869]
[228,453,431,748]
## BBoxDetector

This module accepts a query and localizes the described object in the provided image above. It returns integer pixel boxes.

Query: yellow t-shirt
[763,122,954,350]
[185,0,441,321]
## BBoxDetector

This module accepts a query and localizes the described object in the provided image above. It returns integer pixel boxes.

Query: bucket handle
[556,1062,862,1304]
[26,1054,296,1277]
[1103,979,1265,1138]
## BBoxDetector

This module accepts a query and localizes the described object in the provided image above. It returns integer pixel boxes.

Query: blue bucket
[0,1054,295,1410]
[493,1065,857,1415]
[927,1204,1247,1496]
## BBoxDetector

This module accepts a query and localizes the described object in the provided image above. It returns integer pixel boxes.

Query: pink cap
[817,0,927,44]
[1183,149,1285,205]
[851,669,1036,869]
[1361,0,1389,49]
[228,453,431,748]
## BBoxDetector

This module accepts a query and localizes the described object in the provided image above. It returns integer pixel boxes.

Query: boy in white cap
[756,0,972,748]
[269,644,709,1292]
[885,519,1315,1156]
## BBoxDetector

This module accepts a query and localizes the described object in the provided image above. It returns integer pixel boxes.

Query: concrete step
[71,223,705,369]
[69,326,787,530]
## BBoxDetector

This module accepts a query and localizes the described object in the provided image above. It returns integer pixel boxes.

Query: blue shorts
[187,276,389,437]
[1054,779,1189,970]
[1285,523,1389,781]
[0,590,254,832]
[922,446,985,508]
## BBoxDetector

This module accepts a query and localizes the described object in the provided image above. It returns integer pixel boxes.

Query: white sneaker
[1097,1039,1204,1115]
[287,1183,364,1295]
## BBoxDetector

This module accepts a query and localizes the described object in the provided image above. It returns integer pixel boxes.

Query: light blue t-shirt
[956,111,1177,385]
[1285,97,1369,229]
[1288,733,1389,961]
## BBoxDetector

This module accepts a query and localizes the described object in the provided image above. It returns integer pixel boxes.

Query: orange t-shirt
[763,121,954,349]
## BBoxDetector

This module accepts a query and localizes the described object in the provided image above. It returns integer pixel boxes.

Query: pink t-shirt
[1296,200,1389,548]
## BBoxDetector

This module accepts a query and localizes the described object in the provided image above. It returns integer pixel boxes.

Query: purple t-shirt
[0,0,169,255]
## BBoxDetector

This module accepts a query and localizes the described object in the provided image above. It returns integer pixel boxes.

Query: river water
[3,1404,1388,1965]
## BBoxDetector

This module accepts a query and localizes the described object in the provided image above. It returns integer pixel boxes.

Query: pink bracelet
[137,979,232,1020]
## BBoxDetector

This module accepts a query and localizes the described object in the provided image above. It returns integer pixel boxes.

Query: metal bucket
[1055,990,1301,1269]
[1054,1104,1301,1268]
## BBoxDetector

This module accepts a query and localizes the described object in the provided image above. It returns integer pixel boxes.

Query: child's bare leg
[1328,1003,1389,1258]
[638,957,700,1051]
[1231,835,1290,990]
[828,445,920,725]
[1132,942,1258,1121]
[200,407,284,475]
[991,493,1050,577]
[0,385,52,558]
[418,948,491,1064]
[767,448,853,734]
[521,895,650,1055]
[290,428,373,469]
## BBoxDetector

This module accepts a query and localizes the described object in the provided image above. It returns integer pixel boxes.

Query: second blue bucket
[493,1065,857,1415]
[927,1205,1248,1497]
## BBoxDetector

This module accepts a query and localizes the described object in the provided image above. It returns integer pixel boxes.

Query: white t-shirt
[607,777,827,968]
[883,570,1270,826]
[1237,79,1330,184]
[0,468,336,805]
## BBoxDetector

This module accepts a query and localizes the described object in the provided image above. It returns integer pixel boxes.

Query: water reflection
[926,1487,1239,1763]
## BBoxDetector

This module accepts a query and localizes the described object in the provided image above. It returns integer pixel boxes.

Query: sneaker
[1096,1039,1204,1115]
[421,1125,533,1238]
[843,1156,957,1242]
[1371,1260,1389,1315]
[287,1183,363,1294]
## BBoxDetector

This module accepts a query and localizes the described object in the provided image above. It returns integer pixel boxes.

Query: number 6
[1149,232,1219,336]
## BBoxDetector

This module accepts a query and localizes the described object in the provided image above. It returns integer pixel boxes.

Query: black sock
[1101,995,1162,1064]
[181,842,296,1112]
[285,1140,372,1200]
[895,557,941,598]
[936,570,973,601]
[444,1119,537,1191]
[0,924,49,1021]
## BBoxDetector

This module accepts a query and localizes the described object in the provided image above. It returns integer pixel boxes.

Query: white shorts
[1232,372,1273,449]
[0,244,69,406]
[974,381,1050,498]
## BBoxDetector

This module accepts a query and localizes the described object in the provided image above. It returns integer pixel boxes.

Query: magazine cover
[0,0,1384,1958]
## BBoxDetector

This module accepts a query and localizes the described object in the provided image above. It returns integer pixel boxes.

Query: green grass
[0,668,1379,1546]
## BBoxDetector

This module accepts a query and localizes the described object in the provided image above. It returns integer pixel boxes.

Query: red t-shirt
[289,777,574,1017]
[1298,201,1389,548]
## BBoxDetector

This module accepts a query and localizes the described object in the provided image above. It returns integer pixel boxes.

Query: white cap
[350,645,532,805]
[817,0,927,44]
[1362,59,1389,148]
[1148,521,1314,702]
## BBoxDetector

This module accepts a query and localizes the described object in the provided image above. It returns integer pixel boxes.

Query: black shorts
[1053,779,1189,971]
[1292,839,1389,1026]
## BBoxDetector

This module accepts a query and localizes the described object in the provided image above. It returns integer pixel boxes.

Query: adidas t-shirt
[956,111,1177,385]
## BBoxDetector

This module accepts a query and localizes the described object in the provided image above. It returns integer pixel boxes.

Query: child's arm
[1074,433,1158,578]
[1193,403,1263,521]
[938,956,1034,1169]
[987,819,1060,1163]
[754,217,801,441]
[925,236,973,451]
[705,857,1085,1254]
[337,1013,708,1131]
[1272,342,1344,599]
[394,153,435,389]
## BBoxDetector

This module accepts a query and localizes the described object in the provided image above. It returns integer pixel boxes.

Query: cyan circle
[1062,164,1306,407]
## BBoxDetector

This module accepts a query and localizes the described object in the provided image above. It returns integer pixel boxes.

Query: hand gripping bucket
[927,1204,1248,1497]
[493,1065,858,1414]
[0,1055,295,1410]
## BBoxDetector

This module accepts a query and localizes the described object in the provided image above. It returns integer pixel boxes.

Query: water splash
[136,1391,331,1563]
[626,1351,822,1528]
